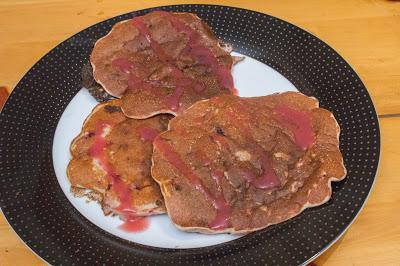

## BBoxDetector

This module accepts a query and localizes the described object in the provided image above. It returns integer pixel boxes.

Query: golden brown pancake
[151,92,346,234]
[90,11,235,119]
[67,99,172,217]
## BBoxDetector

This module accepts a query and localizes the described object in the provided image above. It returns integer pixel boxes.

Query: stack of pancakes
[68,11,346,234]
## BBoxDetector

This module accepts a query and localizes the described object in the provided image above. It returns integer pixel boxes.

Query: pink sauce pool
[154,137,231,230]
[118,216,149,233]
[274,106,314,150]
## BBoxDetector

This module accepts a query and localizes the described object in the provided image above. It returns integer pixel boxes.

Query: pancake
[151,92,346,234]
[67,99,171,218]
[90,11,235,118]
[81,62,114,102]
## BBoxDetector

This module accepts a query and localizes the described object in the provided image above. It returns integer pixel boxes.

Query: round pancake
[90,11,234,118]
[67,99,172,216]
[151,92,346,234]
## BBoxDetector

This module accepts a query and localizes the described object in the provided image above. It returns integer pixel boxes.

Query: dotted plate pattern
[0,5,380,265]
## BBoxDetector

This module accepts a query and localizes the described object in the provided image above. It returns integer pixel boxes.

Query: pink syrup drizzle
[88,121,149,233]
[274,106,314,150]
[154,137,231,230]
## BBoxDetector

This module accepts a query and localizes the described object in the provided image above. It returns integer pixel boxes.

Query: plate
[0,4,380,265]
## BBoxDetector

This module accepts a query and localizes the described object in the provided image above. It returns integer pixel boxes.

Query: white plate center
[52,52,297,248]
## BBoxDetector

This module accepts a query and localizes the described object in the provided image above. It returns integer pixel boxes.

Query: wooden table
[1,0,399,265]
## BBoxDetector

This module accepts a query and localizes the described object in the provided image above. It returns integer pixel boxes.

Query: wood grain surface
[0,1,399,265]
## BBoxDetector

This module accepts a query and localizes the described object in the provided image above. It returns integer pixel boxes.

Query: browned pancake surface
[67,100,171,216]
[151,92,346,233]
[91,11,234,118]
